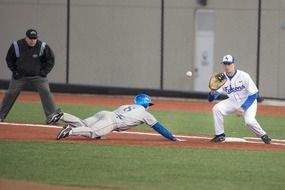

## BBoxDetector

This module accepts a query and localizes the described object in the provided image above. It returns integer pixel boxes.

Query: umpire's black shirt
[6,39,55,77]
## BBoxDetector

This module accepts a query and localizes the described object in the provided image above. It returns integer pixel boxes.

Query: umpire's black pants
[0,76,57,121]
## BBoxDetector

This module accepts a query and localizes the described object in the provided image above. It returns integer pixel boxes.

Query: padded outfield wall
[0,0,284,99]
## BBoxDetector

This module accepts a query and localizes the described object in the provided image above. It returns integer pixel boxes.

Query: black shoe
[261,134,271,144]
[46,108,63,125]
[210,134,226,142]
[56,126,72,140]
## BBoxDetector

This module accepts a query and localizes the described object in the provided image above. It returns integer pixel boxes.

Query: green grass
[1,101,285,190]
[0,141,285,190]
[4,102,285,139]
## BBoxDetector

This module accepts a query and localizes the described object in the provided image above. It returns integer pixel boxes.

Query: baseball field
[0,92,285,190]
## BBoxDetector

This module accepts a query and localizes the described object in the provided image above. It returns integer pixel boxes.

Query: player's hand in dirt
[176,138,187,142]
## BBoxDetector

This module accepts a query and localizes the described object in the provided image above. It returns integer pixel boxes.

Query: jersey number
[117,106,133,120]
[123,106,133,112]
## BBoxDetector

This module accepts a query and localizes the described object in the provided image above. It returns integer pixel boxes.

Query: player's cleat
[210,134,226,142]
[46,108,63,125]
[56,126,72,140]
[261,134,271,144]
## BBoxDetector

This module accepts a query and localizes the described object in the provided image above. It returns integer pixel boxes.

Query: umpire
[0,29,63,124]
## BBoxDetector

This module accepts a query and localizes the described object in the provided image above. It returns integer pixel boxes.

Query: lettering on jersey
[223,85,245,94]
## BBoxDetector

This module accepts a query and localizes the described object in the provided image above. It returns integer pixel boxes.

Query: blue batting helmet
[134,94,154,108]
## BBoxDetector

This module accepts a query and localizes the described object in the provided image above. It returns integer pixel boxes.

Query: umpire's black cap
[26,29,38,39]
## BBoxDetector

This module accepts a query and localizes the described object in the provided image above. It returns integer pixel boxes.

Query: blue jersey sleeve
[152,122,177,141]
[241,93,258,111]
[208,91,221,102]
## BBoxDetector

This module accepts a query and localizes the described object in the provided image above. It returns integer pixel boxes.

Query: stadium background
[0,0,284,99]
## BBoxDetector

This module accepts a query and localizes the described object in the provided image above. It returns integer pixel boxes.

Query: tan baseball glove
[209,72,227,90]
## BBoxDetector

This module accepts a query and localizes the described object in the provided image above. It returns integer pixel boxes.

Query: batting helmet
[134,94,154,108]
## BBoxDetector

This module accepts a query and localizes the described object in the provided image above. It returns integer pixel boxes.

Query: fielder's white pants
[212,99,266,137]
[61,111,116,138]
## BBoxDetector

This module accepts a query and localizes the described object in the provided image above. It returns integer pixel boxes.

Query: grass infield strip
[0,141,285,190]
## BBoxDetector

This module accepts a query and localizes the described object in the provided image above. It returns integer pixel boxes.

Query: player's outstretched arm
[152,122,177,141]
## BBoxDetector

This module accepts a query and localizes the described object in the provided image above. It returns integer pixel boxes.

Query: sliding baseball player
[56,94,179,141]
[208,54,271,144]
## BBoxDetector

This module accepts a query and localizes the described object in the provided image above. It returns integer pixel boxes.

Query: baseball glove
[209,72,227,90]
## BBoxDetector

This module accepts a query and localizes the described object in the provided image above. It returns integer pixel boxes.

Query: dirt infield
[0,124,285,151]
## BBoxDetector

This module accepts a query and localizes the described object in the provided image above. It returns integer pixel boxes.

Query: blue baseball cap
[134,94,154,108]
[222,54,235,64]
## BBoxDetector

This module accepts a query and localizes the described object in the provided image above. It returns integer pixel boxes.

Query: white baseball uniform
[210,69,266,137]
[61,104,158,138]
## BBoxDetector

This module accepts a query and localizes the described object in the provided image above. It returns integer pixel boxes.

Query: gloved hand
[209,72,227,90]
[39,70,47,78]
[12,71,22,80]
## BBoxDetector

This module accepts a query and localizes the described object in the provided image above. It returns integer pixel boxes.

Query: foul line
[114,130,212,140]
[1,122,285,146]
[0,122,62,129]
[244,137,285,143]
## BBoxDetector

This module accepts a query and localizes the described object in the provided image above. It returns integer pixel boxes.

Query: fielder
[208,54,271,144]
[56,94,179,141]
